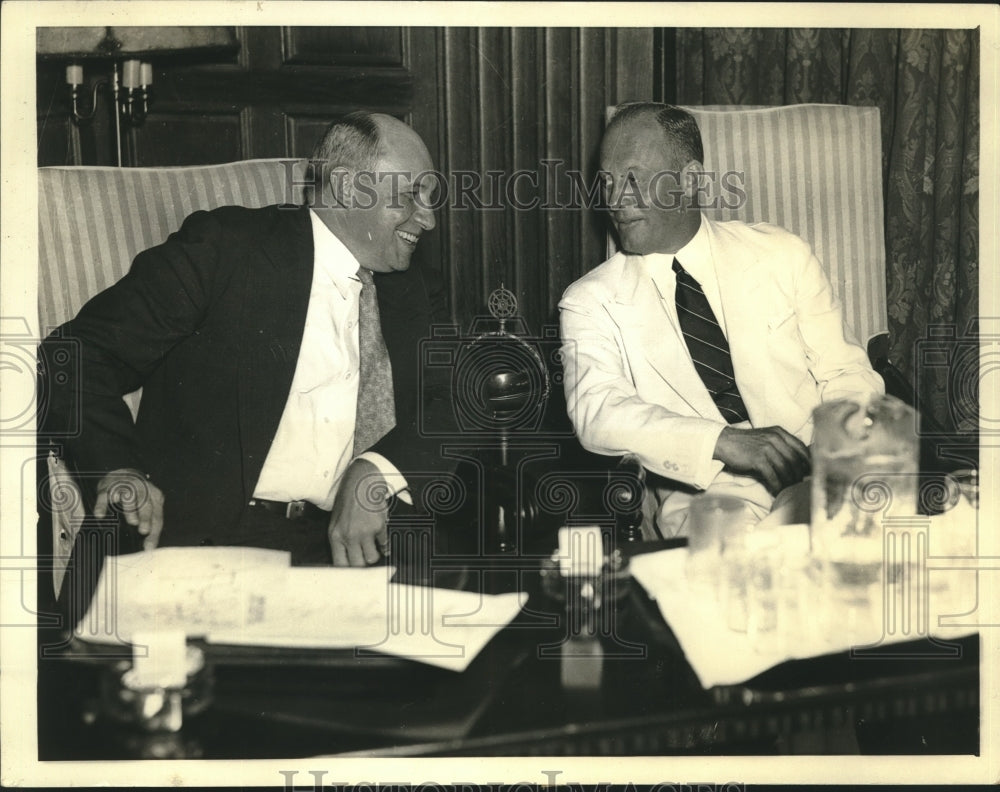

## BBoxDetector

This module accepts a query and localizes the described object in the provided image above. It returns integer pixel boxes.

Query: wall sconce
[38,26,239,166]
[65,58,152,128]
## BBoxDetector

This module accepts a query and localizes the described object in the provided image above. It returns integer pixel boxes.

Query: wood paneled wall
[408,28,664,331]
[37,26,668,332]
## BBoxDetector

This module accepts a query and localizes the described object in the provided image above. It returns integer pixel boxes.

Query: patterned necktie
[353,267,396,455]
[672,258,750,424]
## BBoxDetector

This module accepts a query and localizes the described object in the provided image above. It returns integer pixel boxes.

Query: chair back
[37,159,310,594]
[607,103,887,345]
[38,159,310,333]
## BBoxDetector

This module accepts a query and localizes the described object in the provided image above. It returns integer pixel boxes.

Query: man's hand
[94,468,165,551]
[713,425,811,495]
[328,458,390,567]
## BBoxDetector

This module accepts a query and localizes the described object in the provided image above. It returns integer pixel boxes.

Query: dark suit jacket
[41,204,447,544]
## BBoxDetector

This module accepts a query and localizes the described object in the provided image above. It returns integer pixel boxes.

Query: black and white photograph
[1,1,997,787]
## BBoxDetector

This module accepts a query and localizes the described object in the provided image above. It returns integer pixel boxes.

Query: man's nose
[414,203,436,232]
[608,179,638,210]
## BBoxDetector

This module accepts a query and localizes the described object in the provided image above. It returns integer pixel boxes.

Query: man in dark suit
[40,112,444,566]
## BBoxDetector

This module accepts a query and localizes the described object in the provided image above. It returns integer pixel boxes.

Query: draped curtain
[676,29,980,433]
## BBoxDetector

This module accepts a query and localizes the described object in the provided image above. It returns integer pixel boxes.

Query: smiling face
[600,115,699,255]
[331,115,438,273]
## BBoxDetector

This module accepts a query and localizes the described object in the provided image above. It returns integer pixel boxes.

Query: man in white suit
[559,103,884,536]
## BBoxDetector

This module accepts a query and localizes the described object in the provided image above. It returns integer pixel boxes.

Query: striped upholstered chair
[39,159,308,595]
[683,104,888,355]
[597,104,928,529]
[607,103,889,358]
[38,159,309,334]
[667,105,931,423]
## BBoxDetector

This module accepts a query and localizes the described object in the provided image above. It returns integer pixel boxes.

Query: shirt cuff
[357,452,412,505]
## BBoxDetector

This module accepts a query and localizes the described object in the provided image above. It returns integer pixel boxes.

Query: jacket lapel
[237,204,314,496]
[705,220,768,426]
[605,254,721,418]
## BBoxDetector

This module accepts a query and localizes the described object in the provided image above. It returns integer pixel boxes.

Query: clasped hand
[328,458,391,567]
[713,425,810,495]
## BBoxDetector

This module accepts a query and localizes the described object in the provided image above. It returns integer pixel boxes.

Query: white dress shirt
[636,220,762,529]
[639,217,751,442]
[640,217,729,343]
[253,210,407,510]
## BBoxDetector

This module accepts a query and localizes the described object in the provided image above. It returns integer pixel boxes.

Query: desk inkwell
[539,526,631,699]
[57,510,213,757]
[99,630,210,730]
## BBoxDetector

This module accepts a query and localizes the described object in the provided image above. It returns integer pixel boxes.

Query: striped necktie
[672,258,750,424]
[353,267,396,455]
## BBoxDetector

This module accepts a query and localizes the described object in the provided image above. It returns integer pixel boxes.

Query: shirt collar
[636,216,712,298]
[309,209,361,300]
[671,215,712,280]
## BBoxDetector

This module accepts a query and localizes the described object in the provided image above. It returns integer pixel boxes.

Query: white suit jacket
[559,217,884,513]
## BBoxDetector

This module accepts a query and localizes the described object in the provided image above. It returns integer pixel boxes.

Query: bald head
[599,102,704,255]
[311,112,433,176]
[311,111,382,173]
[606,102,704,172]
[311,111,437,274]
[368,113,435,177]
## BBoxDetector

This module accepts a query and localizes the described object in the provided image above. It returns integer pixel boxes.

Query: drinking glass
[810,394,919,646]
[685,493,754,606]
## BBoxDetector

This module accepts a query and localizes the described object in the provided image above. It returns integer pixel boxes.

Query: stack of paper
[630,508,981,688]
[77,547,525,672]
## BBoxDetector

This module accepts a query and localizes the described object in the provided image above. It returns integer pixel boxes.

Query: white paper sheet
[75,546,292,642]
[630,509,980,688]
[77,546,525,672]
[209,573,527,672]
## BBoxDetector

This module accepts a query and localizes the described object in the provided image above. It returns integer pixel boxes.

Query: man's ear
[327,166,352,208]
[679,159,706,203]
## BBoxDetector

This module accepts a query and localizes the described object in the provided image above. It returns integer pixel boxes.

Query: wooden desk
[37,543,979,759]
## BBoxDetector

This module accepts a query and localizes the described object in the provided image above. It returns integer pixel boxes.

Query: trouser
[157,505,332,566]
[642,474,812,539]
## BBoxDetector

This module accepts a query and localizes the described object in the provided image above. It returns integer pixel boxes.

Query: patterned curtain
[677,29,980,433]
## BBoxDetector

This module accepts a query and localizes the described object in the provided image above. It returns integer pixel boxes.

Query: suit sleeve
[786,237,884,403]
[39,210,229,492]
[559,284,726,490]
